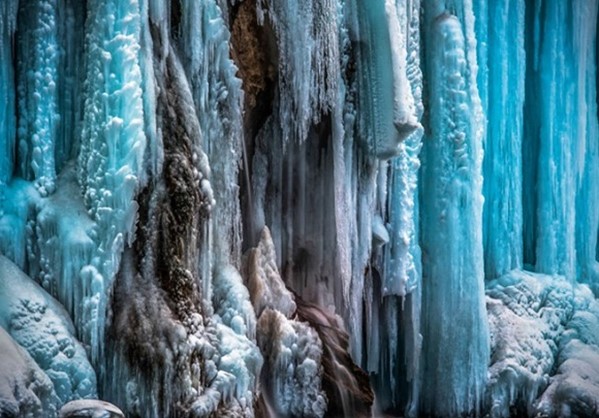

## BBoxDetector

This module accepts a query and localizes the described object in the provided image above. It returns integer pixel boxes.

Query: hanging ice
[346,0,420,158]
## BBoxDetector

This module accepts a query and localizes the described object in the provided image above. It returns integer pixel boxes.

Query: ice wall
[346,0,419,158]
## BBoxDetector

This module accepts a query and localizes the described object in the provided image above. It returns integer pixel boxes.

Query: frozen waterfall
[1,0,599,417]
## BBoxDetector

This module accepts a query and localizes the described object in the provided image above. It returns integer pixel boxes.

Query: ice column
[533,1,577,279]
[373,0,423,414]
[0,1,18,195]
[16,0,59,196]
[479,0,526,279]
[383,0,423,298]
[420,10,489,417]
[523,0,599,284]
[78,0,146,361]
[54,0,86,173]
[572,0,599,288]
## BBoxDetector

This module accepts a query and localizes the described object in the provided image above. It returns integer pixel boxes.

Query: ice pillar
[523,0,599,284]
[572,0,599,288]
[420,10,489,416]
[479,0,526,279]
[0,1,18,192]
[16,0,59,196]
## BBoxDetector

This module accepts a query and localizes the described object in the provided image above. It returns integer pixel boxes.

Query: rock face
[230,0,276,111]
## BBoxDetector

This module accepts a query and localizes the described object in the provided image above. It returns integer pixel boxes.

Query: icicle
[257,0,339,144]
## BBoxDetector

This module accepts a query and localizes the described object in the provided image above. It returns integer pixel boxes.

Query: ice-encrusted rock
[295,296,374,417]
[244,227,327,417]
[0,255,97,404]
[0,326,60,417]
[486,270,599,417]
[243,226,296,318]
[58,399,124,418]
[257,308,327,418]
